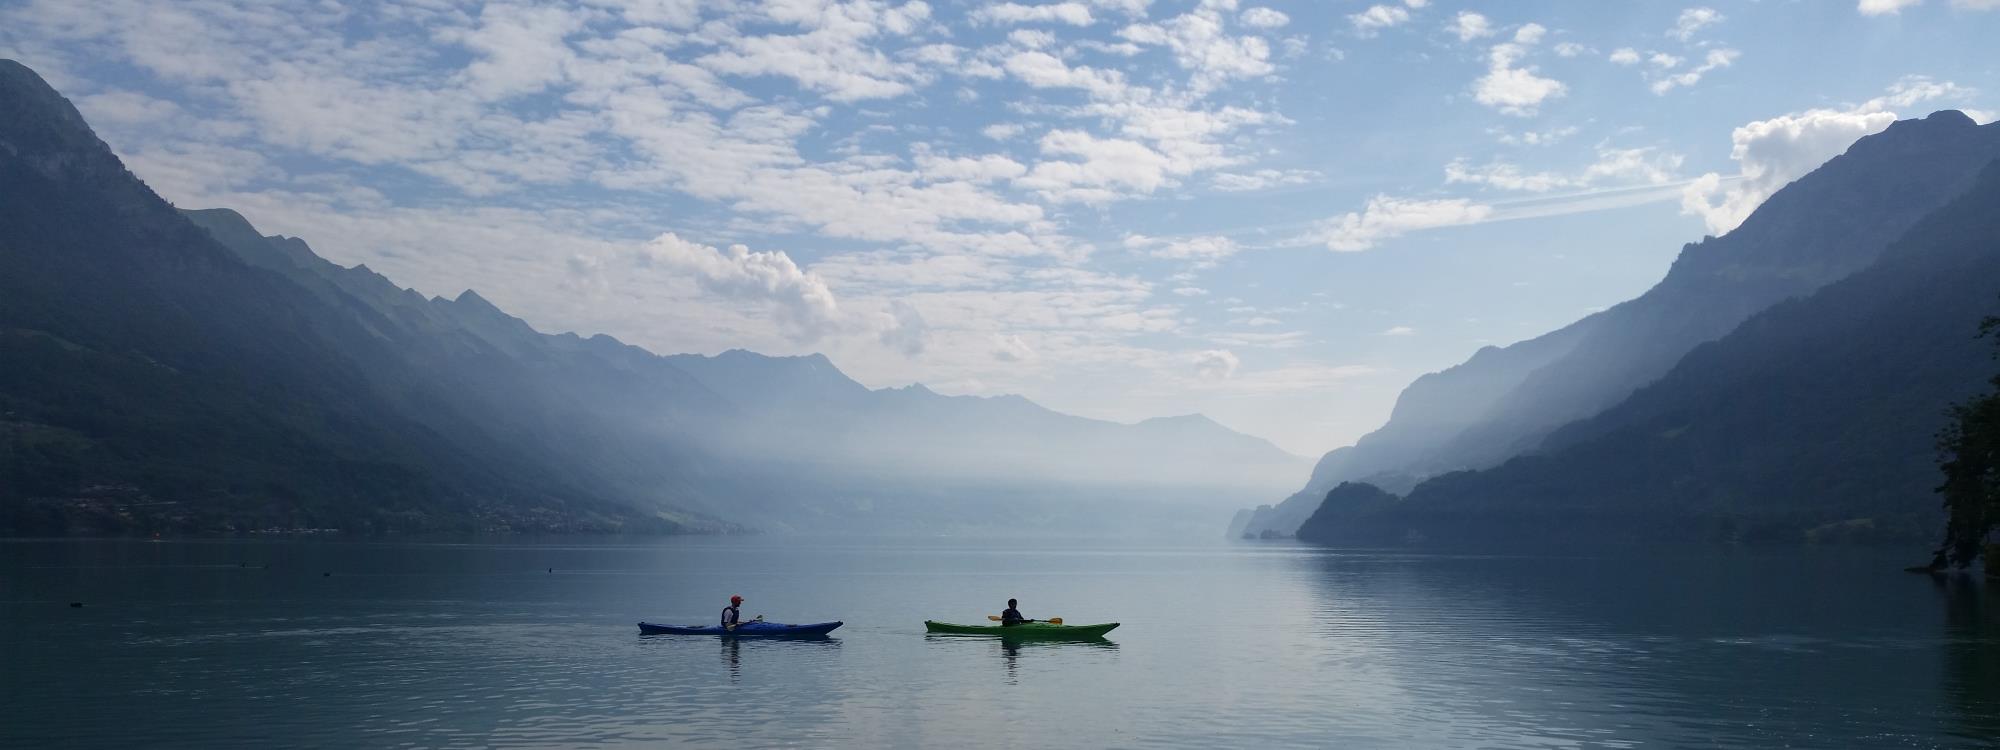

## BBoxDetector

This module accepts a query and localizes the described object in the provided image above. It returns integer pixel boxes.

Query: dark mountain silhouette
[1299,160,2000,546]
[1246,110,2000,537]
[0,60,688,534]
[0,59,1302,535]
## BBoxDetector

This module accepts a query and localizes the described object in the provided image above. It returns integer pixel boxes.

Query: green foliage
[1933,312,2000,567]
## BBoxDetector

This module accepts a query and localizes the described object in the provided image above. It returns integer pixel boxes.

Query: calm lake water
[2,536,1996,748]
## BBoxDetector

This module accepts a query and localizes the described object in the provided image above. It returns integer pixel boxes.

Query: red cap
[730,595,744,603]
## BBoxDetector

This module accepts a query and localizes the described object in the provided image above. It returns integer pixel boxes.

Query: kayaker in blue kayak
[1001,598,1035,626]
[721,595,756,631]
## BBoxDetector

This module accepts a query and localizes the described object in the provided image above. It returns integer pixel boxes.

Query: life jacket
[720,605,740,627]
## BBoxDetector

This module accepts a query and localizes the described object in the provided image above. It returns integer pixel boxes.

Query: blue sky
[3,0,1995,455]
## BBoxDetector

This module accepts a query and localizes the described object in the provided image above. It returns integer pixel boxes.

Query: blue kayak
[638,620,842,636]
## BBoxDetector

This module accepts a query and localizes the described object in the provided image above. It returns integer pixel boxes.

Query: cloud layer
[5,0,1991,455]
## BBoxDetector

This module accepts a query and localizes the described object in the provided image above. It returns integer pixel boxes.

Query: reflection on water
[1941,574,2000,744]
[1,537,1996,748]
[1291,548,2000,748]
[920,634,1119,684]
[634,631,845,683]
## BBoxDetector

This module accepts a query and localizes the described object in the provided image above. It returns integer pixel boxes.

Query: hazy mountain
[0,59,1302,535]
[1299,160,2000,546]
[667,351,1307,490]
[1245,110,2000,537]
[192,210,1309,534]
[0,60,691,534]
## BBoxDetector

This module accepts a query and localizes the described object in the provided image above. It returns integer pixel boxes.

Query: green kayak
[924,620,1119,638]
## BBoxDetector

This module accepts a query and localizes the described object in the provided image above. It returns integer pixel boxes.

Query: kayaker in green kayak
[1001,598,1035,626]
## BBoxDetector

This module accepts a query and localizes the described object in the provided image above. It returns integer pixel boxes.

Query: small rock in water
[69,602,83,608]
[323,572,331,577]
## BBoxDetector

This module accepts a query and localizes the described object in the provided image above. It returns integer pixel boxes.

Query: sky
[2,0,1996,456]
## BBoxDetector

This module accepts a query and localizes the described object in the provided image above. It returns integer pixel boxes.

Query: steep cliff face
[1247,111,2000,537]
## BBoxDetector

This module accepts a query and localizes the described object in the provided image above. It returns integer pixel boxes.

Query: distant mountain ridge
[1300,159,2000,545]
[186,204,1308,533]
[1243,110,2000,537]
[0,60,681,534]
[0,58,1303,535]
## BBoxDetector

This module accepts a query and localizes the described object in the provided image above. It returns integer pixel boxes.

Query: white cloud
[1349,4,1411,34]
[1669,7,1723,41]
[971,2,1096,26]
[1311,195,1495,252]
[1579,146,1686,184]
[1118,1,1276,93]
[1082,0,1152,15]
[443,3,585,102]
[1211,168,1319,191]
[992,334,1040,362]
[75,89,185,126]
[1010,26,1061,49]
[1609,48,1641,65]
[1474,25,1567,116]
[1450,11,1494,42]
[1445,160,1569,192]
[982,123,1029,140]
[697,0,935,102]
[1552,42,1589,57]
[1193,349,1241,379]
[639,233,846,342]
[1648,48,1738,94]
[1494,125,1579,146]
[1858,0,1923,14]
[1018,129,1179,202]
[878,299,930,356]
[1002,49,1130,98]
[1124,233,1243,263]
[1379,326,1417,336]
[1240,7,1289,29]
[914,150,1031,183]
[1680,76,1980,233]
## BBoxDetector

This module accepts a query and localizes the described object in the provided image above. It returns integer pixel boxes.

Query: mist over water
[4,537,1995,748]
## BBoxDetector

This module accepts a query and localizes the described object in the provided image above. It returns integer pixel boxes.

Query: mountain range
[1300,158,2000,546]
[0,60,1305,537]
[1241,110,2000,540]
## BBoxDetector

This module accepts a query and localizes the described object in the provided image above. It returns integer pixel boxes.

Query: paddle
[988,615,1062,624]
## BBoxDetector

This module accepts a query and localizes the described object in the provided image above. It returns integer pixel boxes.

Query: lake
[2,536,1996,748]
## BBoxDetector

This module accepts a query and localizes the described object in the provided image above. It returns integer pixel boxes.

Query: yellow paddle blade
[988,615,1002,621]
[1048,617,1062,625]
